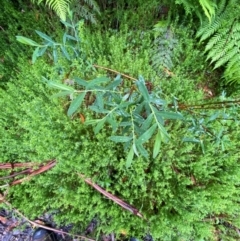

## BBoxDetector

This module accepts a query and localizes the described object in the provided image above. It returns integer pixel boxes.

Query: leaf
[53,48,58,63]
[126,146,134,168]
[136,76,150,101]
[106,115,118,132]
[66,34,78,41]
[182,137,200,143]
[74,77,88,87]
[38,46,48,56]
[158,111,183,120]
[32,47,40,63]
[94,118,106,134]
[87,76,110,89]
[61,20,73,28]
[85,119,102,125]
[60,45,70,60]
[136,143,148,157]
[141,113,153,131]
[153,129,161,158]
[67,92,86,116]
[45,79,74,91]
[51,90,73,98]
[16,36,41,47]
[35,30,55,44]
[106,74,122,90]
[63,32,67,45]
[110,136,132,143]
[95,92,104,110]
[136,123,157,144]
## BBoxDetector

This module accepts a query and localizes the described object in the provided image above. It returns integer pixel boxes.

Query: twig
[93,64,137,81]
[78,174,144,219]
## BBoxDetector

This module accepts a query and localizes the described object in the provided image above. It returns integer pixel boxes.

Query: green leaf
[153,130,161,158]
[35,30,55,44]
[136,123,157,144]
[16,36,41,47]
[45,79,74,91]
[67,92,86,116]
[66,34,78,41]
[38,46,48,56]
[182,137,200,143]
[141,113,153,131]
[95,92,104,110]
[126,146,134,168]
[106,115,118,132]
[136,76,150,101]
[106,75,122,90]
[32,47,40,63]
[60,45,70,60]
[136,143,148,157]
[94,118,106,134]
[74,77,88,87]
[87,76,110,88]
[63,32,67,45]
[51,90,73,98]
[85,119,102,125]
[110,136,132,143]
[159,111,183,120]
[61,20,73,28]
[53,48,58,63]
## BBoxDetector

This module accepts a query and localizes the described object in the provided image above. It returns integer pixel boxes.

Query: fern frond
[197,0,240,84]
[45,0,71,21]
[199,0,216,21]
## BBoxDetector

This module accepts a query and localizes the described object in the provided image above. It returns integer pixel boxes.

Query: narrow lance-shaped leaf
[32,47,40,63]
[51,90,73,98]
[153,129,161,158]
[106,74,122,90]
[16,36,42,47]
[35,30,55,44]
[136,143,148,157]
[87,76,110,89]
[67,92,86,116]
[136,76,150,101]
[94,118,106,134]
[74,77,88,87]
[60,45,70,60]
[136,123,157,144]
[110,136,132,143]
[126,145,134,168]
[158,111,183,120]
[53,48,58,63]
[44,78,74,91]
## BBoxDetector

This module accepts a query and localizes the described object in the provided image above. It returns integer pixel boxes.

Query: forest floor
[0,208,83,241]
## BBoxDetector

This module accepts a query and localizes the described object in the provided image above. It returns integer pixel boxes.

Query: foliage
[16,18,184,166]
[0,0,62,86]
[173,0,217,22]
[70,0,100,24]
[31,0,72,21]
[1,3,240,240]
[152,22,178,76]
[96,0,163,30]
[31,0,100,22]
[1,58,240,240]
[197,0,240,85]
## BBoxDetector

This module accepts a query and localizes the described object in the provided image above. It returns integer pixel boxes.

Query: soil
[0,209,84,241]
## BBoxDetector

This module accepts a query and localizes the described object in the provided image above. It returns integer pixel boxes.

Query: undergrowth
[0,5,240,241]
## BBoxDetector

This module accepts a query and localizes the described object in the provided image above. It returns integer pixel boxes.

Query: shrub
[1,14,240,241]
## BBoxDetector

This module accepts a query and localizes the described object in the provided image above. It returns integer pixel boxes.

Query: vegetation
[0,0,240,240]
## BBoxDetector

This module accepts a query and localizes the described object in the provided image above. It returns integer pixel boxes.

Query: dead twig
[78,174,144,219]
[93,64,137,81]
